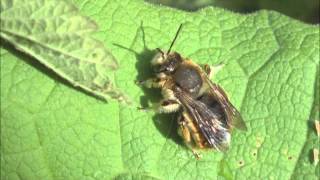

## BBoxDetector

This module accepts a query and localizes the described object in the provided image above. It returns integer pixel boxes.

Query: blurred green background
[147,0,320,24]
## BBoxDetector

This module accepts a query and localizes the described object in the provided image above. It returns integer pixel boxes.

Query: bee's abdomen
[184,118,208,149]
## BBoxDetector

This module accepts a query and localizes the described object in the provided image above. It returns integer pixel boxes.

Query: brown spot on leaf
[238,160,244,166]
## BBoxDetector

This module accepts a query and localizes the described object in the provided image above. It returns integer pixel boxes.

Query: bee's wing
[204,76,248,131]
[174,89,230,151]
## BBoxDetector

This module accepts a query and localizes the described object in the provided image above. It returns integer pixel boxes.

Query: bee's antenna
[167,24,183,54]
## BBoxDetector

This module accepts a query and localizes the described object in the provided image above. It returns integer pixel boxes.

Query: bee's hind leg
[204,63,224,79]
[178,116,202,160]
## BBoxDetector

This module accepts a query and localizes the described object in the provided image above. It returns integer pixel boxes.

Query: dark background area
[147,0,320,24]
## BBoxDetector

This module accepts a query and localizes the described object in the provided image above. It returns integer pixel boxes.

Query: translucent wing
[203,76,247,131]
[174,88,230,151]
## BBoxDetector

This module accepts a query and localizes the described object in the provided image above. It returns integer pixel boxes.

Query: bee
[137,24,247,158]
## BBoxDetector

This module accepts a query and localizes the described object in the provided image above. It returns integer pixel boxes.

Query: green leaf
[0,0,129,103]
[1,0,319,179]
[291,72,320,179]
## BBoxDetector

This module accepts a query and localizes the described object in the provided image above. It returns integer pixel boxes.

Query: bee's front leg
[157,99,181,114]
[154,88,181,113]
[136,79,180,113]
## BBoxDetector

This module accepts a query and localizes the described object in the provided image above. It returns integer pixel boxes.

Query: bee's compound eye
[153,64,164,73]
[153,61,174,73]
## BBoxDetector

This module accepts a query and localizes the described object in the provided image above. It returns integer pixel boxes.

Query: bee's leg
[138,99,181,114]
[161,88,177,101]
[154,88,181,113]
[178,115,202,159]
[157,99,180,114]
[135,78,164,89]
[140,88,180,112]
[204,63,224,79]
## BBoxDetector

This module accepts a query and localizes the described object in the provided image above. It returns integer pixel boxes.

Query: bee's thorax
[173,64,203,97]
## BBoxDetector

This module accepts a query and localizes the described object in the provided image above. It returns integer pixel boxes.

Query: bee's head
[151,51,182,73]
[151,24,183,74]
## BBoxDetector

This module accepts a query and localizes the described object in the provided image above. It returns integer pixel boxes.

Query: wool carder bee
[137,24,247,158]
